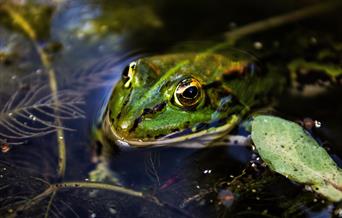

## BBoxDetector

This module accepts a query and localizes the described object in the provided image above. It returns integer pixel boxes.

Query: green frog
[98,52,284,148]
[90,51,287,182]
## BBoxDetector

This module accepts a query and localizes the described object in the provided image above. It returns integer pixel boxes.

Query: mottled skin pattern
[102,52,283,148]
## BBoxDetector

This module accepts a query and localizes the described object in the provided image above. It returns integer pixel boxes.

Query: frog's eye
[122,61,137,88]
[174,78,203,108]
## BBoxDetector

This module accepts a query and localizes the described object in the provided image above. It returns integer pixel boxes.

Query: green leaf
[251,115,342,202]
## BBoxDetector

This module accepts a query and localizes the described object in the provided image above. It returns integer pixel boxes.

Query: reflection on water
[0,0,341,217]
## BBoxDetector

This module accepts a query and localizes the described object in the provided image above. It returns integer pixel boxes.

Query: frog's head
[107,53,256,147]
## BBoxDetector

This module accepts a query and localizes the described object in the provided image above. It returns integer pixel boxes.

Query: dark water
[0,0,341,217]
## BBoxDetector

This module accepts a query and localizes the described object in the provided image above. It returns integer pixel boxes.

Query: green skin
[99,52,284,148]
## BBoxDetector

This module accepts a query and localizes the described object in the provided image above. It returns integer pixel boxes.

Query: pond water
[0,0,341,217]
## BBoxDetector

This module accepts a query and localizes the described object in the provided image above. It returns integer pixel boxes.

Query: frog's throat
[103,108,248,148]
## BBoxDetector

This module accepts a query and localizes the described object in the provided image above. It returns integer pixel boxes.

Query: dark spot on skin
[142,102,167,116]
[209,119,226,128]
[142,108,153,115]
[129,102,167,134]
[172,128,180,132]
[153,102,166,112]
[130,117,142,133]
[203,81,222,89]
[216,95,239,112]
[122,89,132,107]
[196,123,209,131]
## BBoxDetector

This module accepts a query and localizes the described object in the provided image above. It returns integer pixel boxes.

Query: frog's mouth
[103,110,245,148]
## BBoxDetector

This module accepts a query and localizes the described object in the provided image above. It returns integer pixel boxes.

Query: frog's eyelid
[129,61,137,69]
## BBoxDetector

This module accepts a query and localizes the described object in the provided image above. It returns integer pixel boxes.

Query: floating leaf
[251,115,342,202]
[0,84,85,145]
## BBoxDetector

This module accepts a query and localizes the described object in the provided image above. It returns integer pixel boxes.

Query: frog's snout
[114,117,137,139]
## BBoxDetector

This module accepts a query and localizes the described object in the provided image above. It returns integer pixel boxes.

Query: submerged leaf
[251,115,342,202]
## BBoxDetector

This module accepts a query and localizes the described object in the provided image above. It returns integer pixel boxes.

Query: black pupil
[183,86,198,99]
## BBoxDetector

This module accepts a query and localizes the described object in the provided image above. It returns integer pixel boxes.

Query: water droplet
[304,185,312,192]
[108,207,117,215]
[36,69,43,74]
[253,41,263,50]
[251,189,256,193]
[203,169,212,174]
[310,36,318,44]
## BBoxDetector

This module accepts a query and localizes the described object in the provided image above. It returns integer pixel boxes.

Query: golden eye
[122,61,137,88]
[174,78,203,108]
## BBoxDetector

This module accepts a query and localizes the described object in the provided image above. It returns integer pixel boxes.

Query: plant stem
[210,0,342,51]
[13,181,148,215]
[1,4,67,178]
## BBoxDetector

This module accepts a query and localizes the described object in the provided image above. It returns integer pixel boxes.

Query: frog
[90,51,286,183]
